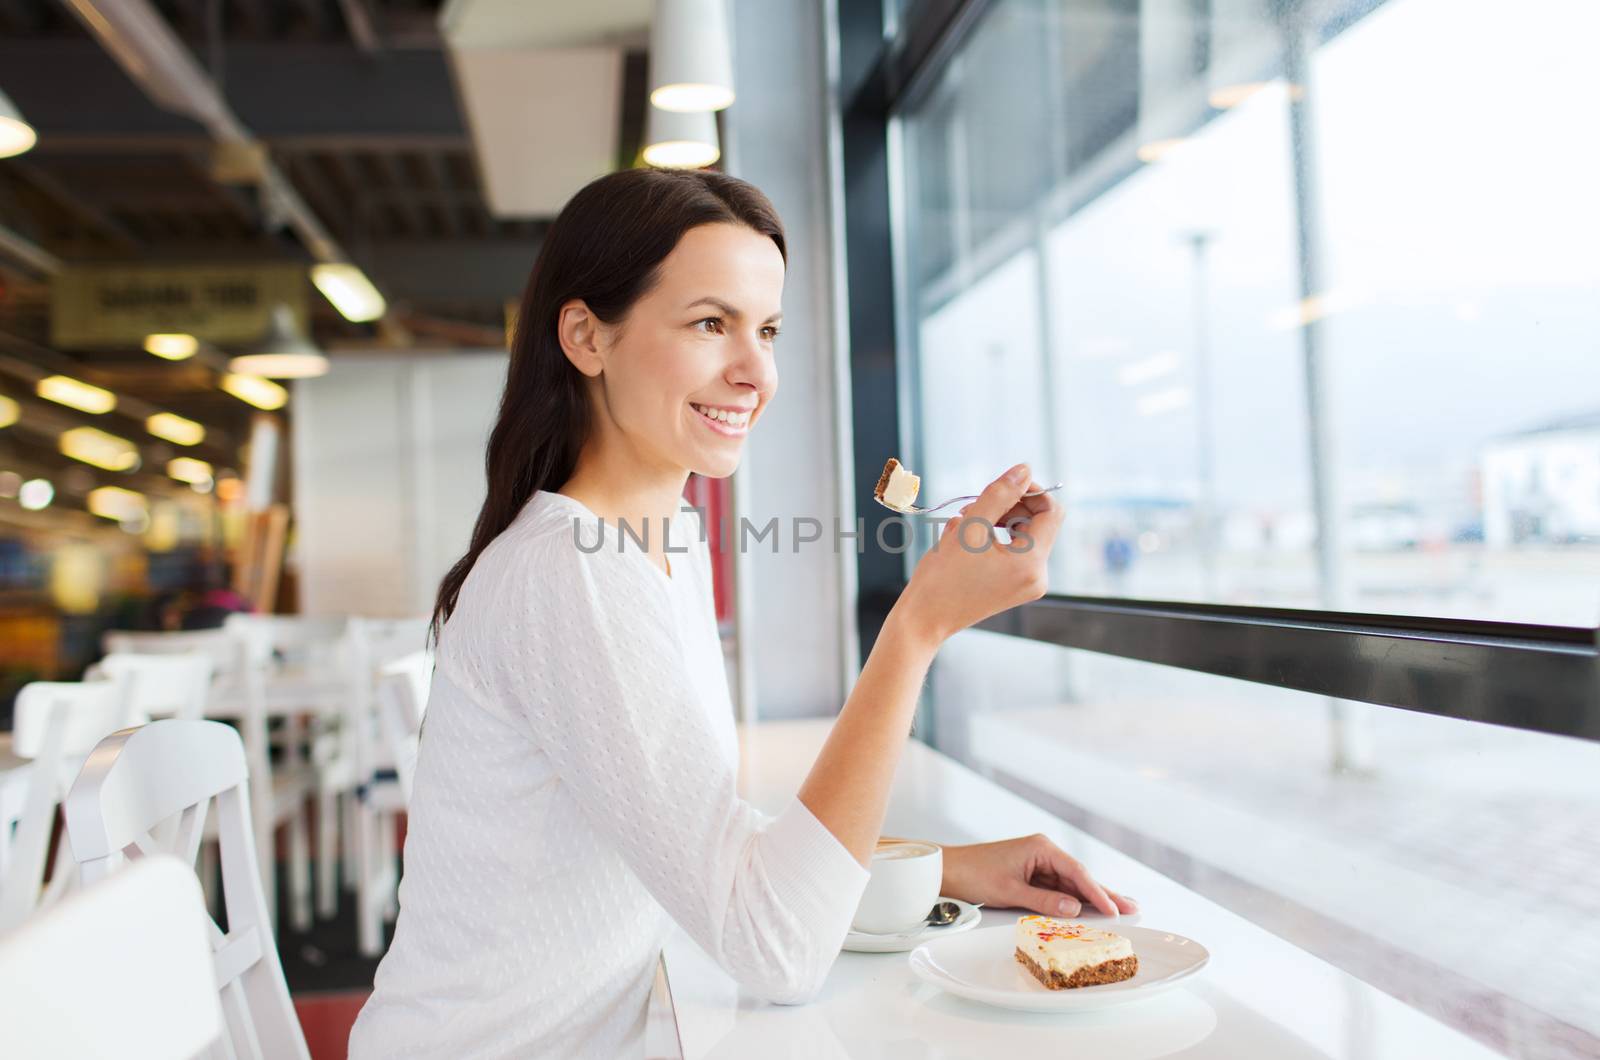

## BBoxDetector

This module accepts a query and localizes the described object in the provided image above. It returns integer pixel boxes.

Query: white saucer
[843,897,982,953]
[908,924,1209,1012]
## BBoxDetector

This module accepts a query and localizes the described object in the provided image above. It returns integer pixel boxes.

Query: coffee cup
[851,839,943,934]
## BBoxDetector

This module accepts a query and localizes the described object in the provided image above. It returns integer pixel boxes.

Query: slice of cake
[1014,916,1138,989]
[874,458,921,511]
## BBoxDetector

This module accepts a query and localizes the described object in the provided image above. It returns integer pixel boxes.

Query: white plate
[843,897,982,953]
[908,924,1208,1012]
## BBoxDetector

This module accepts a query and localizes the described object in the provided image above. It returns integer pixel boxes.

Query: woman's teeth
[692,403,751,428]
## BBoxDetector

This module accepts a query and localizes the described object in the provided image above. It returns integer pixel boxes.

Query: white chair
[223,614,349,717]
[223,613,347,659]
[226,613,349,779]
[85,650,221,911]
[64,719,311,1060]
[377,650,433,804]
[88,652,214,720]
[100,629,314,934]
[222,613,353,922]
[0,680,131,934]
[346,649,435,956]
[0,854,223,1059]
[327,617,430,955]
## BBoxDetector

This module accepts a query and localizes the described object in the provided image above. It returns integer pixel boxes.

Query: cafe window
[899,0,1600,626]
[887,0,1600,1056]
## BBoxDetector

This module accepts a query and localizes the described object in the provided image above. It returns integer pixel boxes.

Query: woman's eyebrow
[685,296,783,325]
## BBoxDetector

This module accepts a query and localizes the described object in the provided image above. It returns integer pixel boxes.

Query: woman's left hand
[939,834,1138,918]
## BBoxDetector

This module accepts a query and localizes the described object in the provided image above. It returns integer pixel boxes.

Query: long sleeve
[451,518,870,1005]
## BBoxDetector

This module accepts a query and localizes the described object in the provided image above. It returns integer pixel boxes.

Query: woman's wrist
[882,592,946,658]
[938,842,969,899]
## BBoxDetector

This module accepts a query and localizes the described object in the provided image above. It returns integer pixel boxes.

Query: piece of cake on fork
[874,457,921,511]
[1014,916,1139,989]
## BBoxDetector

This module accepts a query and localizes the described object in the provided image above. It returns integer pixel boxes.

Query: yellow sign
[51,264,307,348]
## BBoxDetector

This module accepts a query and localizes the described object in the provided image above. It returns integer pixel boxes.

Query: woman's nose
[729,333,778,394]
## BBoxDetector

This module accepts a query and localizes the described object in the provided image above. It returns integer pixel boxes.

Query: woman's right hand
[891,462,1063,646]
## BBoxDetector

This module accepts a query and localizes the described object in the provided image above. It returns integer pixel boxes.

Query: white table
[659,720,1503,1060]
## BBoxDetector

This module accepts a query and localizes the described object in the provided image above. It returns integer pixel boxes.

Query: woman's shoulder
[438,494,675,675]
[501,491,708,566]
[457,492,661,615]
[460,490,707,602]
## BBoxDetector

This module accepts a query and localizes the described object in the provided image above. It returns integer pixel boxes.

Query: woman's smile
[690,400,754,437]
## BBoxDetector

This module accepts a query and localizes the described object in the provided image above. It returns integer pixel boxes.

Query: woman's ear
[557,299,606,377]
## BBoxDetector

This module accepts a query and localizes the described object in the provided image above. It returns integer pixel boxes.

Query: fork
[874,483,1063,516]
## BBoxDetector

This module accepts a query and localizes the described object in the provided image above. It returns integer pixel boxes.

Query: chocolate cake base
[1014,947,1139,990]
[874,458,899,499]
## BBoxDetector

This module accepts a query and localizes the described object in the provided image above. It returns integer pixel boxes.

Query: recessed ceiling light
[0,88,37,159]
[220,373,288,410]
[144,333,199,360]
[146,412,206,447]
[310,263,386,323]
[18,478,53,510]
[59,426,139,471]
[87,485,146,521]
[37,375,116,415]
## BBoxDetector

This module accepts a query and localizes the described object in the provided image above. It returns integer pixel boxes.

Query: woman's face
[584,222,784,479]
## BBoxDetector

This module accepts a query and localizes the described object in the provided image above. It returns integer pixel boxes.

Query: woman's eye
[694,317,724,335]
[761,326,781,341]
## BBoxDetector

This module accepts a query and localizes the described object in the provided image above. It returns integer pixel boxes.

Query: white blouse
[348,490,870,1059]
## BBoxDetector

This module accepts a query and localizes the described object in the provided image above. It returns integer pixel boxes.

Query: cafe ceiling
[0,0,651,520]
[0,0,652,342]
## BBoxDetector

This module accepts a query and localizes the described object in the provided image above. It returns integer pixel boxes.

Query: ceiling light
[220,373,287,410]
[310,263,386,323]
[87,485,146,521]
[144,333,199,360]
[0,395,17,429]
[146,412,206,447]
[0,88,37,159]
[60,426,139,471]
[167,457,213,485]
[228,304,329,378]
[643,105,720,169]
[18,478,52,510]
[37,375,116,415]
[648,0,735,113]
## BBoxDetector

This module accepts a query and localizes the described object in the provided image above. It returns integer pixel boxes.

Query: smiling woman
[347,167,1115,1059]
